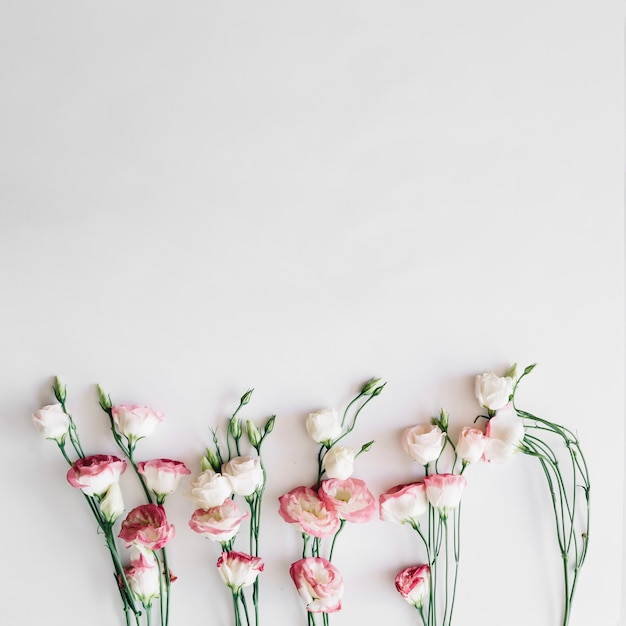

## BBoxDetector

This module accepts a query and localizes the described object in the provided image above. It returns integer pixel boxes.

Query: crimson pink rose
[289,557,344,613]
[318,478,376,523]
[119,503,175,550]
[278,486,340,538]
[66,454,127,497]
[138,458,191,502]
[395,564,430,608]
[189,499,249,543]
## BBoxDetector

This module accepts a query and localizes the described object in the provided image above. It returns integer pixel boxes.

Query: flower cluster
[32,378,187,626]
[279,378,384,625]
[186,389,274,626]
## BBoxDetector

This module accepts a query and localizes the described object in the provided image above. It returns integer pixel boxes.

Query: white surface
[1,2,623,625]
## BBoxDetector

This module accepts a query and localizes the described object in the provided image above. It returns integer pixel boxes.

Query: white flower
[483,404,525,462]
[456,427,488,464]
[475,372,514,411]
[305,409,342,444]
[322,446,356,480]
[100,483,124,523]
[125,554,161,605]
[186,469,232,508]
[222,456,264,497]
[32,404,70,442]
[401,424,445,466]
[111,404,163,443]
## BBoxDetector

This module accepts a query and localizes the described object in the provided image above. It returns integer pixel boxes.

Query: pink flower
[318,478,376,523]
[401,424,445,466]
[124,552,161,606]
[289,557,344,613]
[456,427,488,464]
[483,403,525,462]
[278,486,340,538]
[32,404,70,442]
[395,565,430,608]
[423,473,467,517]
[216,551,264,592]
[111,404,164,443]
[138,459,191,501]
[379,482,428,525]
[66,454,127,497]
[119,504,175,550]
[189,500,249,543]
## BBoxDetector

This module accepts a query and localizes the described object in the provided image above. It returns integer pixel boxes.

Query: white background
[1,2,623,625]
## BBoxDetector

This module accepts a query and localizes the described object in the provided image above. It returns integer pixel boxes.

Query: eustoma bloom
[395,565,430,609]
[111,404,164,444]
[189,499,249,544]
[289,557,344,613]
[138,458,191,503]
[455,426,487,465]
[217,551,264,593]
[119,503,175,551]
[186,468,232,509]
[483,403,525,462]
[305,409,342,444]
[278,486,340,538]
[318,478,376,523]
[475,370,514,412]
[125,552,161,607]
[222,455,264,497]
[32,403,70,442]
[379,482,428,526]
[66,454,127,497]
[321,446,356,480]
[401,424,445,466]
[423,473,467,518]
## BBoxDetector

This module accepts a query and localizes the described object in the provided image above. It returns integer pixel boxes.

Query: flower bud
[359,440,375,455]
[53,376,67,404]
[361,378,382,395]
[246,420,262,448]
[240,389,254,406]
[263,415,276,436]
[229,417,242,440]
[100,482,124,523]
[97,385,112,411]
[202,447,221,473]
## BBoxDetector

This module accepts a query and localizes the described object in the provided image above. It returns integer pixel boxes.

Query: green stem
[328,520,346,562]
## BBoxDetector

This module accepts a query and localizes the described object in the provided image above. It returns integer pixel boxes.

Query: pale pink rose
[66,454,127,497]
[379,482,428,525]
[483,403,525,462]
[395,564,430,608]
[278,486,341,538]
[100,482,125,523]
[289,557,344,613]
[185,469,232,509]
[222,456,264,496]
[401,424,445,466]
[456,427,488,464]
[321,446,356,480]
[189,500,249,543]
[305,409,342,444]
[475,372,514,411]
[138,459,191,501]
[119,503,175,550]
[32,404,70,442]
[111,404,164,442]
[124,552,161,605]
[216,551,264,592]
[423,473,467,517]
[318,478,376,523]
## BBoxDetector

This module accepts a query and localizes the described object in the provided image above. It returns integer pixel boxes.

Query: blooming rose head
[111,404,164,444]
[456,427,488,465]
[305,409,342,444]
[475,371,514,412]
[124,553,161,606]
[318,478,376,523]
[321,446,356,480]
[289,557,344,613]
[483,403,525,462]
[119,503,175,550]
[189,499,249,544]
[100,482,125,523]
[217,551,264,592]
[185,469,232,509]
[32,404,70,443]
[222,456,264,497]
[138,459,191,502]
[423,473,467,518]
[401,424,445,466]
[379,482,428,526]
[278,486,340,538]
[395,565,430,608]
[66,454,127,497]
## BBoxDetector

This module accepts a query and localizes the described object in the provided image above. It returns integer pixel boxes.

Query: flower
[379,482,428,526]
[119,503,175,550]
[289,557,344,613]
[138,458,191,501]
[124,553,161,606]
[401,424,445,466]
[423,473,467,517]
[32,404,70,442]
[216,551,264,592]
[483,403,525,462]
[321,446,356,480]
[100,482,124,523]
[189,500,249,543]
[278,486,341,538]
[66,454,127,497]
[475,371,514,411]
[186,469,232,509]
[318,478,376,523]
[456,426,488,464]
[222,455,264,497]
[111,404,164,443]
[305,409,342,444]
[395,565,430,608]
